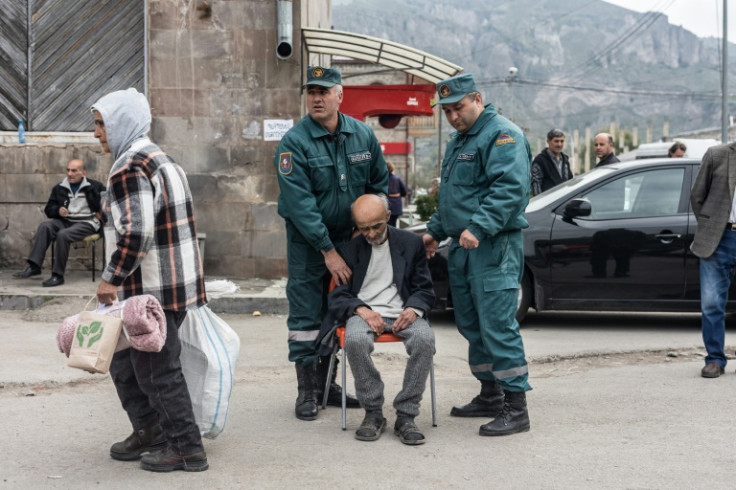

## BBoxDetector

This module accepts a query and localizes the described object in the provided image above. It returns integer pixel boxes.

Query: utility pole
[722,0,729,143]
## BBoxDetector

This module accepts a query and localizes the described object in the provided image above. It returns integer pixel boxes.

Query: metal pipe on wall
[277,0,293,60]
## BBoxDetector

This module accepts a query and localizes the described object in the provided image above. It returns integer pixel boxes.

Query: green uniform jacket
[427,104,531,242]
[275,113,389,251]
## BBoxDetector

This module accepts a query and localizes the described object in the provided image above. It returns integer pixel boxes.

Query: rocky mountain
[333,0,734,143]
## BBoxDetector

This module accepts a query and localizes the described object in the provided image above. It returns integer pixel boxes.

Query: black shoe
[110,420,167,461]
[295,362,319,421]
[451,380,505,418]
[42,274,64,287]
[451,395,504,417]
[316,355,361,408]
[479,391,530,437]
[13,265,41,278]
[140,447,209,472]
[318,383,361,408]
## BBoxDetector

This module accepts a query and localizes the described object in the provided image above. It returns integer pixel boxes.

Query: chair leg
[91,240,96,282]
[100,236,105,275]
[341,346,347,431]
[430,361,437,427]
[321,345,338,409]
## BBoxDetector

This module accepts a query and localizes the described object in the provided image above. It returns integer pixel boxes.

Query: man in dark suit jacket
[327,194,435,445]
[531,128,573,196]
[691,142,736,378]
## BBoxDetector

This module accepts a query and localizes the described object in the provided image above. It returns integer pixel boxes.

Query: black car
[416,157,735,322]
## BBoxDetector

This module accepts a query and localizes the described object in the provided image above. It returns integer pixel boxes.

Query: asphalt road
[2,304,735,489]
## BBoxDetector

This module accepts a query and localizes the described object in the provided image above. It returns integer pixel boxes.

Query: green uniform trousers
[285,220,348,365]
[447,230,531,392]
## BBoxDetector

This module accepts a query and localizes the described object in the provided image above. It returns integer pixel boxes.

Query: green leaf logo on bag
[76,321,105,348]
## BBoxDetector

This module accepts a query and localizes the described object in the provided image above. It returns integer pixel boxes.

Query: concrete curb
[0,269,288,314]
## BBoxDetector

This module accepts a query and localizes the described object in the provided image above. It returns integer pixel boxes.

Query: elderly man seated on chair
[327,194,435,445]
[13,158,105,287]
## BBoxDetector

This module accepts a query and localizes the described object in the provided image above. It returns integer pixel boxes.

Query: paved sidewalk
[0,268,288,314]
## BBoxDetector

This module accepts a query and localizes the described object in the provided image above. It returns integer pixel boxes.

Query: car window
[528,166,616,213]
[580,167,685,220]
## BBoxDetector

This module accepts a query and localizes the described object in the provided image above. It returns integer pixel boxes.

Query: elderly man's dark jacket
[44,177,105,219]
[595,152,620,167]
[317,226,435,354]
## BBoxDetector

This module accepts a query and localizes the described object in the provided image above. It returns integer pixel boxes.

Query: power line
[560,0,676,85]
[476,77,723,99]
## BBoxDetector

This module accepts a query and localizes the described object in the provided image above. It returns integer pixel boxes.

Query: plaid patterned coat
[101,138,206,311]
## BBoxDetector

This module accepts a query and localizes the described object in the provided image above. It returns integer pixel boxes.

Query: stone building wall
[147,0,303,279]
[0,0,330,279]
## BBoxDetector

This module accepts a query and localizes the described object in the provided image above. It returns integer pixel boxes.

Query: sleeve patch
[496,134,516,146]
[278,152,293,175]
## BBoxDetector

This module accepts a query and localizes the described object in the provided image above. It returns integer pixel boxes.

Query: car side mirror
[563,198,591,219]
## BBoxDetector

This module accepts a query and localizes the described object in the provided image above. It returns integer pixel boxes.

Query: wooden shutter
[0,3,28,129]
[0,0,144,131]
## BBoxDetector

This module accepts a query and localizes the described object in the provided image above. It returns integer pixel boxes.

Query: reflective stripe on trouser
[447,230,531,392]
[344,316,435,417]
[285,221,332,365]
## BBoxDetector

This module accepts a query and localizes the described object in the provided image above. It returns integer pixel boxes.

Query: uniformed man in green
[423,73,532,436]
[275,66,389,421]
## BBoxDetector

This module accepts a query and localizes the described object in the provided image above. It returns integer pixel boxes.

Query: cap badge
[439,84,451,98]
[312,67,324,78]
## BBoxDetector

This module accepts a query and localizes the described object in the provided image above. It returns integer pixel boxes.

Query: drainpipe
[276,0,293,60]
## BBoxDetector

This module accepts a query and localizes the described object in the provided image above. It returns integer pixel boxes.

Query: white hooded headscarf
[91,88,151,161]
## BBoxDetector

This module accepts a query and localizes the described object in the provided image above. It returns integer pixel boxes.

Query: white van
[630,138,719,160]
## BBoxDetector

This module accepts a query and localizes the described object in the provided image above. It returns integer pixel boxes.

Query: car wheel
[516,271,532,324]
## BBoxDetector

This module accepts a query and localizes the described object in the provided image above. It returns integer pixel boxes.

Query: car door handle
[655,233,682,244]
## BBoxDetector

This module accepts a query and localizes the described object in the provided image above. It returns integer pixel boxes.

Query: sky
[602,0,733,39]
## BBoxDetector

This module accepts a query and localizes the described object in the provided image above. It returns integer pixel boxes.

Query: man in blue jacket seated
[327,194,435,445]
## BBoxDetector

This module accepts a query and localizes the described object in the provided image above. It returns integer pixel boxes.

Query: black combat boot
[110,418,167,461]
[295,362,319,421]
[450,379,504,417]
[479,390,530,436]
[315,355,360,408]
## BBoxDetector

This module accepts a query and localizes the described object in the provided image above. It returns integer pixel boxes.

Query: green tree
[415,190,439,222]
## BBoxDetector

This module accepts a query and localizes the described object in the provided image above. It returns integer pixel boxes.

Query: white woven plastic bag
[178,305,240,439]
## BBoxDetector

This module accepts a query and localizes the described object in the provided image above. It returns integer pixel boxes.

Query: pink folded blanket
[57,295,167,356]
[122,295,167,352]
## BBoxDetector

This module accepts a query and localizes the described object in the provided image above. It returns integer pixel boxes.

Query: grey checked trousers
[344,315,435,418]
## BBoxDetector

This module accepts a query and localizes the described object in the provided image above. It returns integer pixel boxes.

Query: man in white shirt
[326,194,435,445]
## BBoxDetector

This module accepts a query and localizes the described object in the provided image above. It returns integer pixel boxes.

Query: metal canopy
[302,28,463,84]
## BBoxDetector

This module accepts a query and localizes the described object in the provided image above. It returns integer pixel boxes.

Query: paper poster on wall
[264,119,294,141]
